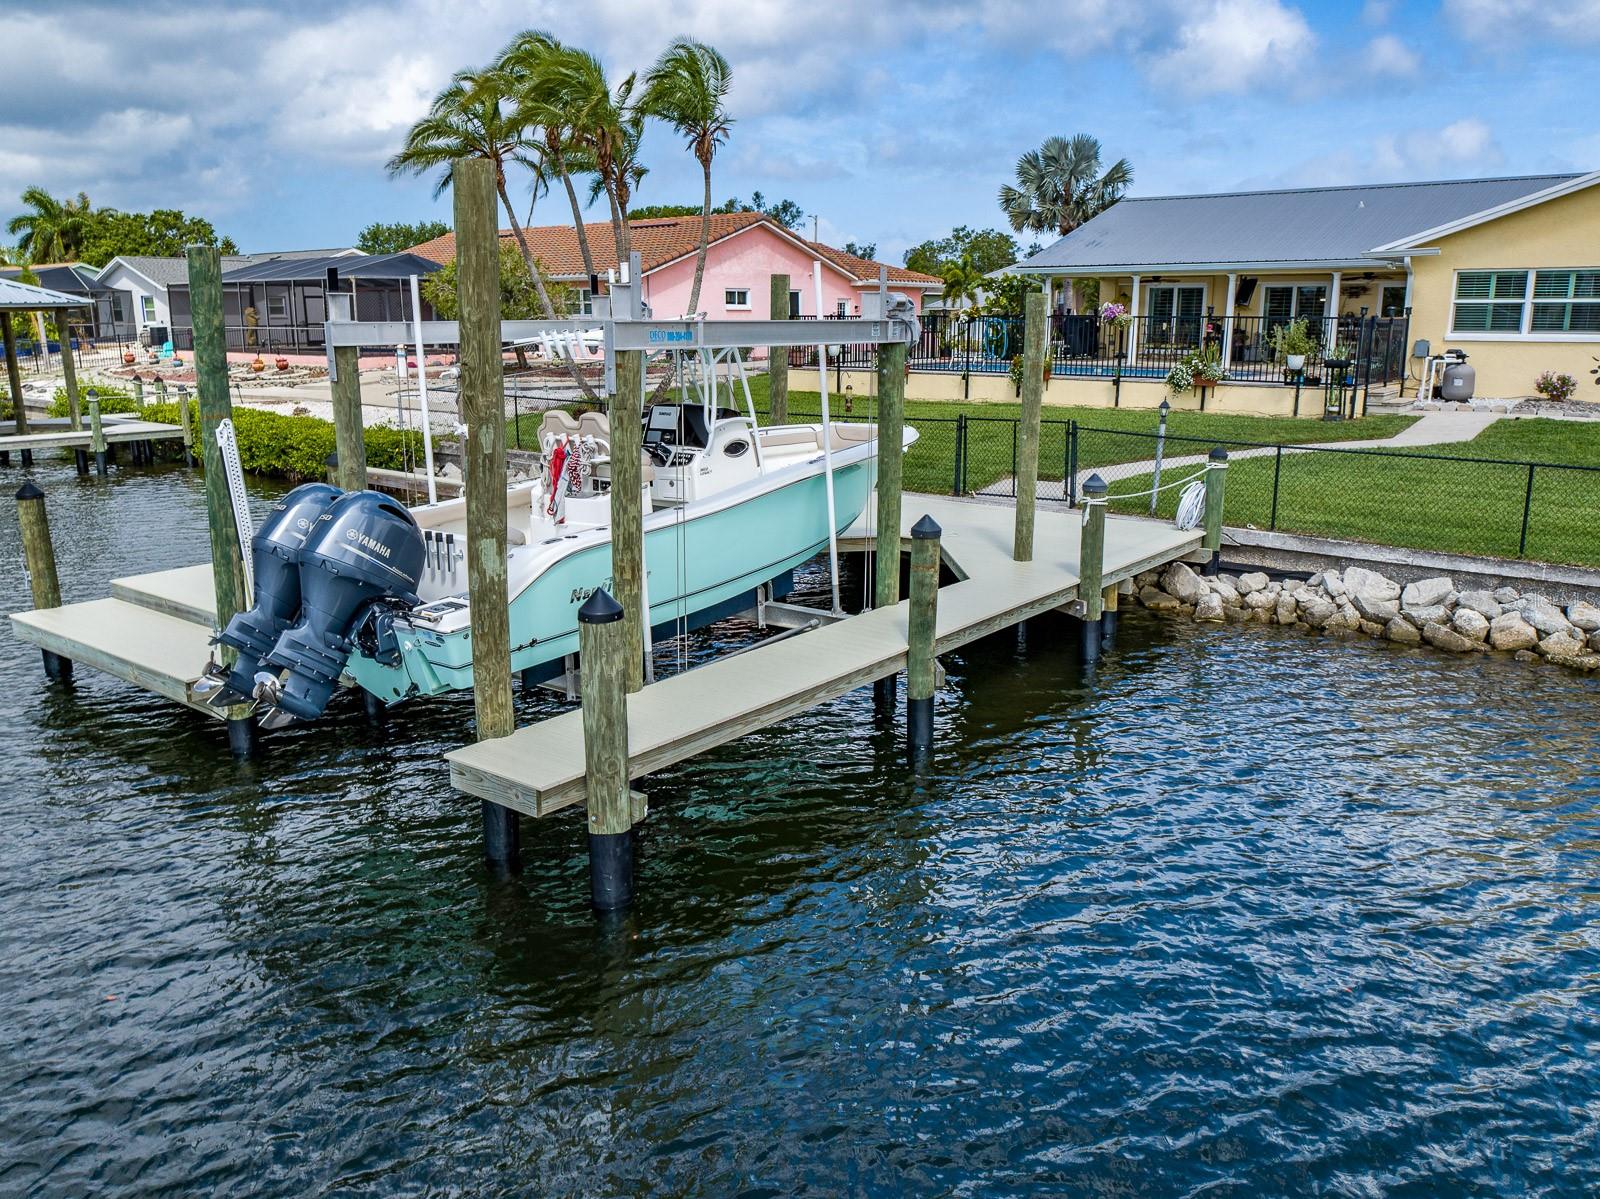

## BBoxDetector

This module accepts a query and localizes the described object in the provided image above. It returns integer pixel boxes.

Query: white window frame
[266,294,290,320]
[140,295,157,323]
[724,287,751,310]
[1448,267,1600,342]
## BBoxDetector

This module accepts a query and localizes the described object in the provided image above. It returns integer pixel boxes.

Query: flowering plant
[1166,345,1225,394]
[1534,370,1577,403]
[1099,301,1132,329]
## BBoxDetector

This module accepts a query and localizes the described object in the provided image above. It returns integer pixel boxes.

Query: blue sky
[4,0,1596,265]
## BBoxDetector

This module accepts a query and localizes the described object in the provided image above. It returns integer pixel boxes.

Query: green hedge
[47,384,138,417]
[142,402,433,482]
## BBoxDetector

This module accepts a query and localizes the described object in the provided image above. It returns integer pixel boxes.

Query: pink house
[409,212,941,323]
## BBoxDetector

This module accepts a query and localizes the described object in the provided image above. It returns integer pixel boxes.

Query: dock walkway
[446,497,1201,817]
[0,414,186,456]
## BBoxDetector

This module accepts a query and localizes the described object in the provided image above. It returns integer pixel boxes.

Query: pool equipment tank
[255,490,426,724]
[1438,349,1475,402]
[213,482,344,698]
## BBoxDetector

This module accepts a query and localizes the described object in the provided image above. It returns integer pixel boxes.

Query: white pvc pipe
[408,274,438,505]
[813,261,842,616]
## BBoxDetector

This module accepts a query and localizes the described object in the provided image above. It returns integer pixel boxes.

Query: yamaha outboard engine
[212,482,343,698]
[257,491,426,724]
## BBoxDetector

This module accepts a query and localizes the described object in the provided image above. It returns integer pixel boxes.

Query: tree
[843,240,877,260]
[6,187,95,263]
[356,219,449,255]
[421,249,570,320]
[628,203,704,219]
[76,208,238,265]
[998,134,1132,237]
[639,39,733,316]
[751,192,805,230]
[904,226,1019,278]
[938,253,984,312]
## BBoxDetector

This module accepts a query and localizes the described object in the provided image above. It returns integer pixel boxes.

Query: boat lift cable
[215,417,254,597]
[812,261,844,616]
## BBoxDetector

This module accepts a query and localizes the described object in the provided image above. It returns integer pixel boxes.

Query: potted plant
[1270,317,1314,372]
[1191,344,1226,390]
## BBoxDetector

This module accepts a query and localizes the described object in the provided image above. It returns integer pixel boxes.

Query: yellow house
[1008,171,1600,412]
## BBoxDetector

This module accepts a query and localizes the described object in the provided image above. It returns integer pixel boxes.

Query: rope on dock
[1103,466,1208,502]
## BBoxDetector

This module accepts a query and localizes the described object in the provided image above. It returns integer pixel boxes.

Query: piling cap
[911,514,942,541]
[579,587,625,624]
[15,481,44,501]
[1082,473,1108,497]
[1208,445,1229,462]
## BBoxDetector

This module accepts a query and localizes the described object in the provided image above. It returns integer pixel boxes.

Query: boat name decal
[570,576,615,605]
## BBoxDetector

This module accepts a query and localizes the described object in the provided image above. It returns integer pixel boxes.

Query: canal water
[3,460,1598,1197]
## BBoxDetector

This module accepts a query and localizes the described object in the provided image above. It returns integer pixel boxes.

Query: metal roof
[1016,173,1584,273]
[0,263,108,294]
[100,248,361,288]
[0,276,93,311]
[217,251,440,285]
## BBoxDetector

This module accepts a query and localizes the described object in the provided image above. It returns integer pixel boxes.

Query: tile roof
[1018,173,1587,272]
[407,213,942,286]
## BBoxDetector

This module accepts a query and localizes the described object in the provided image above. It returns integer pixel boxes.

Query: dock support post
[906,515,941,763]
[177,384,195,467]
[610,347,646,693]
[455,157,520,871]
[1202,446,1228,576]
[88,389,107,475]
[133,377,144,411]
[15,482,71,681]
[56,309,82,431]
[330,344,368,491]
[1101,583,1119,650]
[768,274,790,424]
[579,589,635,911]
[74,449,89,475]
[1013,291,1045,561]
[2,311,28,437]
[1078,474,1107,664]
[873,336,907,712]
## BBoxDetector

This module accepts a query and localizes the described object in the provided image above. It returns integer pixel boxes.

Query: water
[3,460,1599,1197]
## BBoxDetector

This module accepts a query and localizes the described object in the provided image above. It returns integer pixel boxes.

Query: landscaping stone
[1136,570,1160,589]
[1325,603,1360,632]
[1567,601,1600,632]
[1237,572,1269,595]
[1536,631,1588,659]
[1400,576,1453,608]
[1423,621,1483,653]
[1450,607,1490,642]
[1161,562,1207,604]
[1194,593,1226,622]
[1493,586,1520,604]
[1385,617,1421,644]
[1455,590,1502,620]
[1402,603,1450,628]
[1488,613,1539,652]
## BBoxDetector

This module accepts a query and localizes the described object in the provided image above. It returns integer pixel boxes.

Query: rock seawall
[1129,562,1600,672]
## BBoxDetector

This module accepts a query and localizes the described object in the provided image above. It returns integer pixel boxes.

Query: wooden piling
[873,338,907,712]
[15,482,71,681]
[1100,583,1120,650]
[906,514,941,760]
[579,589,634,910]
[87,389,107,475]
[133,377,145,410]
[56,309,82,431]
[1013,290,1046,561]
[2,312,27,436]
[1203,446,1228,576]
[454,157,520,869]
[610,348,646,692]
[1078,473,1107,662]
[768,274,790,425]
[177,384,195,466]
[329,344,367,491]
[186,246,249,643]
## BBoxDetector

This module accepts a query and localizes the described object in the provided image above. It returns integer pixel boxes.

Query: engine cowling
[259,491,426,721]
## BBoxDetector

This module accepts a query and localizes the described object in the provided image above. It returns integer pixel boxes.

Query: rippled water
[3,459,1599,1197]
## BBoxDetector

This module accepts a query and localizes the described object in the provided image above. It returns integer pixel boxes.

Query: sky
[3,0,1597,266]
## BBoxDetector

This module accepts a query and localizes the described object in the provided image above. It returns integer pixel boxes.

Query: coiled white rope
[215,418,254,595]
[1174,479,1208,530]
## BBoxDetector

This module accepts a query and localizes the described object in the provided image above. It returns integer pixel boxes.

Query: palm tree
[639,39,733,316]
[537,46,642,268]
[939,253,985,313]
[998,135,1132,238]
[6,187,95,263]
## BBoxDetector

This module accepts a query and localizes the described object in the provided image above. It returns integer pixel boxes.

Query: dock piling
[579,589,635,911]
[56,310,82,431]
[1078,474,1107,663]
[1013,291,1046,561]
[177,384,195,467]
[15,482,71,681]
[906,514,942,762]
[872,329,907,712]
[1202,446,1229,576]
[768,274,790,425]
[133,377,144,411]
[610,347,646,693]
[330,344,367,491]
[1100,584,1119,650]
[87,389,107,475]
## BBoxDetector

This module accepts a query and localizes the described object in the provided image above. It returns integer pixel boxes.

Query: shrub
[1534,370,1577,403]
[47,384,137,417]
[141,401,430,481]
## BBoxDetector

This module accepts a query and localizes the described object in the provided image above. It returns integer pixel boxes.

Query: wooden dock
[445,497,1202,818]
[0,415,186,456]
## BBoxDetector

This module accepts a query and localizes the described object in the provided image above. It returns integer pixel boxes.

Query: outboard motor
[256,491,426,724]
[212,482,343,698]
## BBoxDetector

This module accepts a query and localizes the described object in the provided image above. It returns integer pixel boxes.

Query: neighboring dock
[446,497,1203,817]
[0,414,186,466]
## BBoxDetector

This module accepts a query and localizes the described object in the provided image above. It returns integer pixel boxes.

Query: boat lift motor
[211,482,344,700]
[256,491,426,725]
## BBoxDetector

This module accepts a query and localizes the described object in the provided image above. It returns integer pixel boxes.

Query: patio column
[1220,273,1237,369]
[1403,257,1414,312]
[1126,275,1141,367]
[1328,271,1342,349]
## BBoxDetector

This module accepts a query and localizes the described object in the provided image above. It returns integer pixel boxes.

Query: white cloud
[1362,33,1419,77]
[1144,0,1317,97]
[1445,0,1600,44]
[1361,0,1394,24]
[1371,118,1504,178]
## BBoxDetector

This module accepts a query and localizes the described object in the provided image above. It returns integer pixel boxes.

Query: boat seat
[762,428,821,450]
[577,412,610,444]
[538,410,582,445]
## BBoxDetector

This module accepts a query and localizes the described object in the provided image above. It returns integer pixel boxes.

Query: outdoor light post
[1149,398,1170,516]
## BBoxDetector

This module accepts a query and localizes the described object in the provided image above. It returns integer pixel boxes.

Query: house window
[141,295,157,323]
[724,288,750,309]
[1450,270,1528,333]
[787,289,801,318]
[1380,283,1407,317]
[1263,283,1328,335]
[1146,284,1204,346]
[1531,270,1600,334]
[577,287,593,316]
[835,299,848,317]
[266,294,289,320]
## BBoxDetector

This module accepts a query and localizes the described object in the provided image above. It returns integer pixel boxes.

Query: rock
[439,463,463,481]
[1566,601,1600,632]
[1161,561,1208,605]
[1523,597,1572,637]
[1140,586,1180,613]
[1244,589,1277,611]
[1275,594,1298,625]
[1514,649,1540,663]
[1208,577,1241,604]
[1194,593,1226,622]
[1591,631,1600,654]
[1488,613,1539,652]
[1325,603,1360,632]
[1301,598,1337,628]
[1292,585,1324,607]
[1423,621,1483,653]
[1359,618,1387,637]
[1352,592,1401,622]
[1454,590,1502,620]
[1493,586,1520,604]
[1117,577,1135,597]
[1265,580,1283,594]
[1224,604,1249,624]
[1401,576,1454,608]
[1344,566,1400,604]
[1237,572,1269,595]
[1136,570,1160,589]
[1385,617,1421,644]
[1450,607,1490,642]
[1402,603,1449,628]
[1536,631,1588,659]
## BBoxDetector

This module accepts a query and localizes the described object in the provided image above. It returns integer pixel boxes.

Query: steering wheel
[646,441,674,467]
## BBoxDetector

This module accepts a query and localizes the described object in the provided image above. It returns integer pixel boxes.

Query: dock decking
[445,497,1202,817]
[0,415,186,456]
